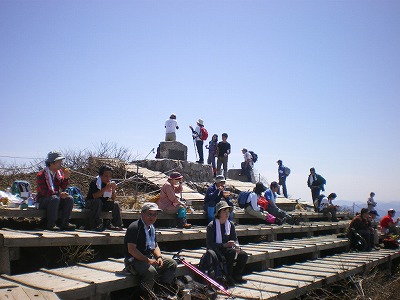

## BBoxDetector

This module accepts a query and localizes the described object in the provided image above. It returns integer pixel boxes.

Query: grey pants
[38,195,74,227]
[125,257,177,290]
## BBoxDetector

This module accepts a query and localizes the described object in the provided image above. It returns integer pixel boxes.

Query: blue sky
[1,1,399,209]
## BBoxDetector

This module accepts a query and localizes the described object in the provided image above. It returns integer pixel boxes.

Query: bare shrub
[59,244,96,266]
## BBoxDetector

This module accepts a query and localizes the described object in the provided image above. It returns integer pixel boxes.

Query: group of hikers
[13,147,397,299]
[348,192,400,252]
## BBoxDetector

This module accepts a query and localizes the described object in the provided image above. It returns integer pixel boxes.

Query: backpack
[383,237,399,249]
[258,195,269,211]
[65,186,85,208]
[314,194,325,212]
[284,166,291,176]
[198,249,227,283]
[11,180,32,199]
[348,228,367,251]
[238,191,251,208]
[249,151,258,163]
[200,127,208,140]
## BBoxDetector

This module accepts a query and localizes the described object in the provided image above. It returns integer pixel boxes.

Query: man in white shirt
[318,193,338,222]
[240,148,253,182]
[164,114,179,141]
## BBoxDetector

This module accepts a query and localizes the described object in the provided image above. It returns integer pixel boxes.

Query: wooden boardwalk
[222,249,400,299]
[1,247,398,300]
[0,221,348,274]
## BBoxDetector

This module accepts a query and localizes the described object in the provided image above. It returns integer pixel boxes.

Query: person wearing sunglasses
[124,202,177,297]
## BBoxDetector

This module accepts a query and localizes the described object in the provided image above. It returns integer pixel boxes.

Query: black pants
[221,248,248,278]
[196,140,204,162]
[85,198,122,229]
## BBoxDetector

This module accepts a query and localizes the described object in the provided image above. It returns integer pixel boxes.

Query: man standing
[165,113,179,142]
[307,167,326,207]
[277,160,288,198]
[216,133,231,179]
[36,151,76,231]
[124,202,177,296]
[240,148,253,182]
[367,192,377,211]
[189,119,205,163]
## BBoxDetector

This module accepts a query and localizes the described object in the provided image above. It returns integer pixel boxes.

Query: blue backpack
[65,186,85,209]
[238,191,251,208]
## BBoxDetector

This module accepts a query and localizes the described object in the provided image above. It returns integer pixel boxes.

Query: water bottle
[27,195,34,206]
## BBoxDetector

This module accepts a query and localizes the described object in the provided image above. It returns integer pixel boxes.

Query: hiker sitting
[204,175,234,224]
[36,151,76,231]
[206,201,248,286]
[85,165,123,231]
[244,182,281,225]
[318,193,339,222]
[264,181,297,225]
[348,208,374,251]
[124,202,177,297]
[156,172,191,229]
[369,210,381,249]
[380,208,399,236]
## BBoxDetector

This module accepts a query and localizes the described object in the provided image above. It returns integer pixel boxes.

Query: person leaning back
[36,151,76,231]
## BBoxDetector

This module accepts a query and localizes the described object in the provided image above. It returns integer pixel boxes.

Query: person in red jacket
[380,209,399,236]
[36,151,76,231]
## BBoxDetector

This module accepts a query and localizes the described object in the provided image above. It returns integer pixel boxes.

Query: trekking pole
[193,138,198,161]
[173,252,232,297]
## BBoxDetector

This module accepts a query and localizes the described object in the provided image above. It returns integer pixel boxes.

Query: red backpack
[200,127,208,140]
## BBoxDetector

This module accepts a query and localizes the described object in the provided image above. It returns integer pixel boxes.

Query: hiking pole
[192,138,198,161]
[173,253,232,297]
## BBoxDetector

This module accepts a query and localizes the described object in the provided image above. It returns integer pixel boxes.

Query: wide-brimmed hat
[215,175,225,184]
[254,182,267,195]
[197,119,204,125]
[141,202,162,212]
[215,201,233,216]
[45,151,65,163]
[168,172,183,180]
[389,208,396,213]
[369,210,379,216]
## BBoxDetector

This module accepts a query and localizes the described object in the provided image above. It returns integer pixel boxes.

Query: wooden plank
[2,272,94,300]
[42,266,138,294]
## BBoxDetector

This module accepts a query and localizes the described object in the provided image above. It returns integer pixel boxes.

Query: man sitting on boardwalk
[124,202,177,297]
[380,209,399,236]
[36,151,76,231]
[85,165,123,231]
[204,175,234,224]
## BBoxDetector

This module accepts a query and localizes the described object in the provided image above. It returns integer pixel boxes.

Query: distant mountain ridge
[338,199,399,219]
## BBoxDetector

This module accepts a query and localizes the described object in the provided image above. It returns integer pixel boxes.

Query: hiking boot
[226,276,235,287]
[61,222,76,231]
[233,276,247,284]
[177,223,192,229]
[94,224,105,232]
[47,225,60,231]
[108,224,124,231]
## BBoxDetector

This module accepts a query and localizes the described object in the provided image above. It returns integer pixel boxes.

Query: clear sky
[1,1,399,207]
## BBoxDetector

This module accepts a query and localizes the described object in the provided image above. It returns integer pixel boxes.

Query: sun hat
[254,182,267,195]
[141,202,162,212]
[241,148,247,152]
[168,172,183,180]
[388,208,396,213]
[369,210,379,216]
[215,201,233,216]
[45,151,65,163]
[215,175,226,184]
[197,119,204,125]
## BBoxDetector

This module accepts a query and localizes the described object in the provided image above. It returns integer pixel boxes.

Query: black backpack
[198,249,227,283]
[249,151,258,163]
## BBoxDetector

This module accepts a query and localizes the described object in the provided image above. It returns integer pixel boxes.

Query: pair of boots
[177,218,191,229]
[47,219,76,231]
